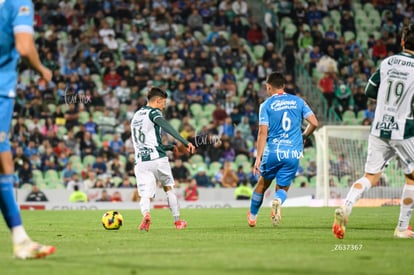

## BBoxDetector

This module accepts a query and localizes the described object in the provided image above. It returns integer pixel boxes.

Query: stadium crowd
[12,0,414,192]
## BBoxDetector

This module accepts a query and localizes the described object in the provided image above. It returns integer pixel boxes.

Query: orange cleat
[139,213,151,232]
[332,207,348,239]
[247,211,257,227]
[174,220,187,230]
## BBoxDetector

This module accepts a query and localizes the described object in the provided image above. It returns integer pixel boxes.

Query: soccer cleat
[14,239,55,260]
[394,227,414,238]
[139,213,151,232]
[247,211,256,227]
[270,199,282,226]
[332,207,348,239]
[174,220,187,230]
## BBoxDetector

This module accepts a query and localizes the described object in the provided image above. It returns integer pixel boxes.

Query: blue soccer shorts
[260,153,299,187]
[0,97,14,153]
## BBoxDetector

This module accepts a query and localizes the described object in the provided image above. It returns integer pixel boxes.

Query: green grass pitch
[0,207,412,275]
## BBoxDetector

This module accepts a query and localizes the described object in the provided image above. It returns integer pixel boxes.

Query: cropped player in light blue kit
[248,72,318,227]
[0,0,55,259]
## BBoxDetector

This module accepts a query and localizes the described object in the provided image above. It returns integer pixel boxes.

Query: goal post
[313,125,404,206]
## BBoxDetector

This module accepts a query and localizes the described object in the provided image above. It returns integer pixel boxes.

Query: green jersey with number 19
[367,52,414,140]
[130,106,167,162]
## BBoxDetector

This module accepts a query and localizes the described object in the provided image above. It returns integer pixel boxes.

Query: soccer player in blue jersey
[247,72,318,227]
[0,0,55,259]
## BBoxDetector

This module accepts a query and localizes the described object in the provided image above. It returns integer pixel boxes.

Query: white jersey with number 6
[369,52,414,140]
[130,106,168,162]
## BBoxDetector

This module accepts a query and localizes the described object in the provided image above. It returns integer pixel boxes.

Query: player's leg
[0,98,54,259]
[272,159,296,226]
[394,175,414,238]
[333,135,392,239]
[157,158,186,229]
[394,138,414,238]
[248,176,273,227]
[134,161,156,231]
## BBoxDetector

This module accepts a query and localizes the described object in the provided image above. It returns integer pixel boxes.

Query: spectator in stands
[172,158,191,185]
[67,174,83,192]
[41,146,58,172]
[247,166,259,187]
[111,191,122,202]
[69,185,88,203]
[318,71,336,109]
[119,176,134,188]
[331,153,352,181]
[231,130,249,156]
[17,161,33,187]
[308,45,322,76]
[109,134,124,154]
[96,189,111,202]
[372,39,387,63]
[236,165,247,186]
[340,10,356,35]
[194,167,214,188]
[64,104,79,130]
[26,185,48,202]
[232,0,248,17]
[234,181,253,200]
[246,23,264,45]
[80,131,96,158]
[62,162,77,186]
[103,68,122,89]
[333,83,354,120]
[108,155,124,178]
[92,155,107,176]
[363,100,376,125]
[187,8,204,33]
[83,170,97,190]
[221,161,238,188]
[184,179,199,201]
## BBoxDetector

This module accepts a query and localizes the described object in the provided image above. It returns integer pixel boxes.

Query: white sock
[344,177,372,216]
[139,197,151,216]
[166,189,180,221]
[12,226,30,245]
[397,184,414,231]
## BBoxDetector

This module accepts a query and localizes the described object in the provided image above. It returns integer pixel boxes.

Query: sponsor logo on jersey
[18,5,31,16]
[375,114,399,130]
[387,57,414,68]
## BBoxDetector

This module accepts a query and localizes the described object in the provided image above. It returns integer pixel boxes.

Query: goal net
[313,125,403,206]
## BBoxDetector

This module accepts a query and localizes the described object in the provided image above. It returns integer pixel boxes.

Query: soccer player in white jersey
[0,0,55,259]
[131,87,195,231]
[247,72,318,227]
[333,24,414,239]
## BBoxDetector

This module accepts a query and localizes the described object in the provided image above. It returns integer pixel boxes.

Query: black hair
[147,87,168,100]
[402,24,414,51]
[266,72,286,89]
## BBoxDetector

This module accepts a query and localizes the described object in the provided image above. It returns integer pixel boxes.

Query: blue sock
[250,192,264,215]
[275,189,287,204]
[0,175,22,229]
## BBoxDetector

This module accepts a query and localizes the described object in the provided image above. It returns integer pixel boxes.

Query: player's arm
[153,116,195,153]
[13,2,51,81]
[365,68,380,99]
[302,114,318,139]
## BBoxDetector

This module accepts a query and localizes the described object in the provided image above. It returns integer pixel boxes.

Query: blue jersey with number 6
[258,93,314,185]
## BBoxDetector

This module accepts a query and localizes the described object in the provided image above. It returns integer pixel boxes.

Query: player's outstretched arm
[153,116,195,154]
[15,32,51,82]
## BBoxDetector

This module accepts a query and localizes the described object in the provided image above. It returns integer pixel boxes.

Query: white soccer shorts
[365,134,414,175]
[134,157,174,198]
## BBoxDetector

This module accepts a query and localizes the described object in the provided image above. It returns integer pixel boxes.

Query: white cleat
[271,199,281,226]
[14,239,55,260]
[394,228,414,239]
